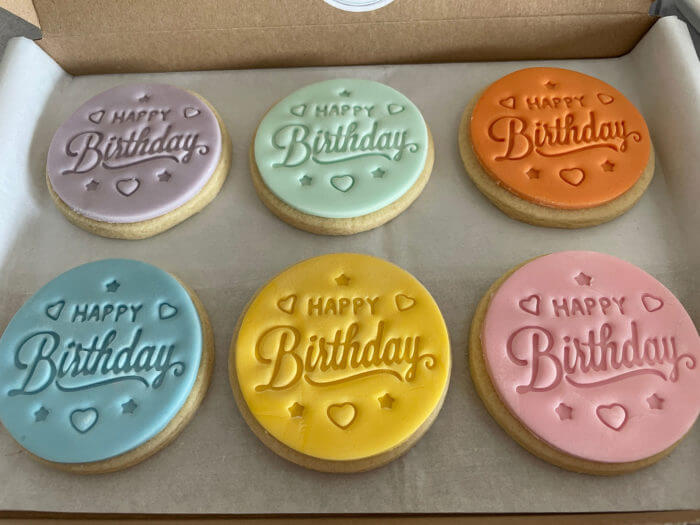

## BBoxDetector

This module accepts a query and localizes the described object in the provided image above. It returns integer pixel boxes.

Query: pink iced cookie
[46,83,231,239]
[471,251,699,474]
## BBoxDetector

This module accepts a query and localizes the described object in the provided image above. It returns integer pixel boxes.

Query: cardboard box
[0,1,698,523]
[4,0,655,73]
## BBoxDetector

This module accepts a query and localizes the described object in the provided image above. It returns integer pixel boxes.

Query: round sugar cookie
[47,84,232,239]
[0,259,213,473]
[251,79,434,235]
[230,253,450,472]
[469,251,700,475]
[459,68,654,228]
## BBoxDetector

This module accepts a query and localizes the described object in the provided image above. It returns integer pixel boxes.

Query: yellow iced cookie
[230,253,451,472]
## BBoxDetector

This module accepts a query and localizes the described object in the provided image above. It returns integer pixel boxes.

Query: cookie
[469,251,699,475]
[459,68,654,228]
[0,259,214,473]
[251,79,434,235]
[230,253,450,472]
[47,84,232,239]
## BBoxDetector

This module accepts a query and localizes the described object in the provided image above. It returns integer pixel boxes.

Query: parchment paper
[0,16,698,515]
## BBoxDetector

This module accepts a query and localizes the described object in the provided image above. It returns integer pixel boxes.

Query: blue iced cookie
[251,78,434,235]
[0,259,213,473]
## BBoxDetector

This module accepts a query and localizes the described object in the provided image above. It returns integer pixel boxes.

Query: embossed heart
[395,293,416,312]
[70,408,98,434]
[116,177,141,197]
[88,110,105,124]
[499,96,516,109]
[330,175,354,192]
[641,293,664,312]
[518,294,540,316]
[290,104,307,117]
[45,300,65,321]
[183,107,201,118]
[559,168,585,186]
[276,294,297,314]
[158,302,178,320]
[596,403,627,431]
[597,93,615,105]
[387,103,405,115]
[327,403,357,429]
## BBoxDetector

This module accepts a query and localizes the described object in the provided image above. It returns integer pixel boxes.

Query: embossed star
[85,179,99,191]
[138,94,150,103]
[555,402,573,420]
[339,89,351,97]
[299,174,313,186]
[121,399,138,414]
[378,393,394,409]
[544,80,557,90]
[574,272,592,286]
[601,160,615,172]
[335,274,350,286]
[526,168,540,180]
[647,393,664,410]
[157,170,172,182]
[34,406,49,422]
[288,402,304,418]
[105,280,120,293]
[371,167,386,178]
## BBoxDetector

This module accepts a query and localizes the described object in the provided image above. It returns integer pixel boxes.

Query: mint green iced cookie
[251,79,433,235]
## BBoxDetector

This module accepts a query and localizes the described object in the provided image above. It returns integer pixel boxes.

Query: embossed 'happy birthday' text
[62,109,210,174]
[488,111,642,160]
[271,122,419,167]
[507,321,696,393]
[8,328,184,396]
[307,296,379,316]
[254,322,435,391]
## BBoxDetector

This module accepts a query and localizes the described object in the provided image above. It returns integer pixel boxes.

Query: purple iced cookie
[46,84,230,238]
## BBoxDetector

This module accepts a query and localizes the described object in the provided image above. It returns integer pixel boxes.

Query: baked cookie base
[468,258,684,475]
[250,127,435,236]
[458,94,655,229]
[229,295,449,473]
[29,276,215,474]
[46,92,232,240]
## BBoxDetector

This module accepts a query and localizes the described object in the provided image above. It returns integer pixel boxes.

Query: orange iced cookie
[459,67,655,228]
